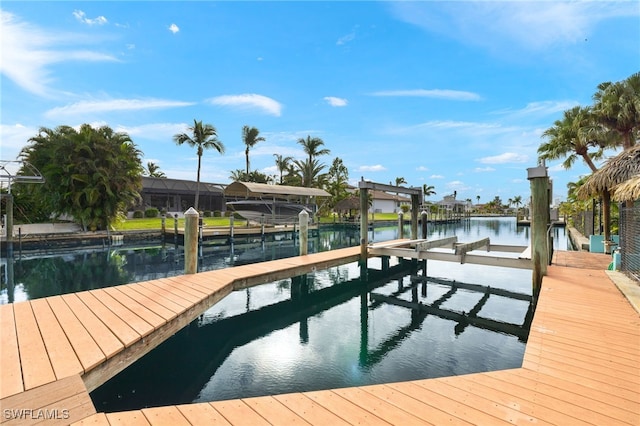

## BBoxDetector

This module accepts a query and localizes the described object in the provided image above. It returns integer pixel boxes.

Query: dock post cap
[527,166,548,180]
[299,209,309,218]
[184,207,199,216]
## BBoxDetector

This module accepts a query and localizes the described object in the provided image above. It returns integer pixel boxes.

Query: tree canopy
[18,124,144,230]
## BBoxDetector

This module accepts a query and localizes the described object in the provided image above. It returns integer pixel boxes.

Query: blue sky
[1,1,638,204]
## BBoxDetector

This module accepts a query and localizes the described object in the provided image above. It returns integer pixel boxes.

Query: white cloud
[370,89,481,101]
[208,94,283,117]
[0,123,38,160]
[358,165,386,172]
[73,10,107,26]
[168,23,180,34]
[337,26,358,45]
[416,166,429,171]
[0,10,118,97]
[495,100,580,119]
[474,167,496,173]
[478,152,529,164]
[115,122,189,141]
[430,174,444,179]
[324,96,348,107]
[45,98,194,118]
[390,1,638,51]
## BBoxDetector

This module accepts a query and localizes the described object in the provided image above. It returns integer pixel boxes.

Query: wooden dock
[1,245,638,425]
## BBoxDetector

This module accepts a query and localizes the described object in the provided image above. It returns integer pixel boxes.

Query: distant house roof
[224,181,330,199]
[142,177,225,195]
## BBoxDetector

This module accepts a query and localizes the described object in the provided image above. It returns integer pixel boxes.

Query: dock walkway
[1,247,638,425]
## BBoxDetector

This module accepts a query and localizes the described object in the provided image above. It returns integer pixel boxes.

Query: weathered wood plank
[304,390,391,425]
[85,289,152,340]
[241,395,311,425]
[113,285,177,322]
[104,410,151,426]
[454,237,490,256]
[101,286,166,330]
[0,374,94,426]
[123,283,186,320]
[387,381,503,425]
[141,405,190,425]
[414,236,458,251]
[360,384,472,426]
[62,293,125,359]
[272,393,351,426]
[0,304,23,398]
[12,301,56,390]
[208,400,271,426]
[332,387,431,425]
[488,369,640,425]
[71,412,110,426]
[46,296,105,372]
[175,403,231,426]
[30,298,83,380]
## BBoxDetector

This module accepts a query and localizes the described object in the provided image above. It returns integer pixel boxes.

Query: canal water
[1,218,568,412]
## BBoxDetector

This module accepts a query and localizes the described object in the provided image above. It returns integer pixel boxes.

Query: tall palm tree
[538,106,612,239]
[242,125,265,176]
[173,119,225,210]
[273,154,292,184]
[422,184,436,204]
[298,135,330,164]
[593,72,639,150]
[476,195,480,205]
[512,195,522,218]
[395,177,407,186]
[292,158,327,188]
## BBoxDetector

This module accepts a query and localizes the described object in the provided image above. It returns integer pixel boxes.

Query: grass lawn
[115,213,403,231]
[113,217,232,231]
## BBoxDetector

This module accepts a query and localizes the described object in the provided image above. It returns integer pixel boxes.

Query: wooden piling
[359,186,369,263]
[527,165,549,295]
[184,207,199,274]
[299,210,309,256]
[398,212,404,239]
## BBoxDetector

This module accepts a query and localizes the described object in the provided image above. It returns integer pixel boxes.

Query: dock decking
[1,246,638,425]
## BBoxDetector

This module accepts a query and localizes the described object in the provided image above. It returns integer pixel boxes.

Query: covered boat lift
[224,182,330,225]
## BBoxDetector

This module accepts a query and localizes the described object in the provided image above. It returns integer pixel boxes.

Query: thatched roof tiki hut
[577,144,640,255]
[578,144,640,203]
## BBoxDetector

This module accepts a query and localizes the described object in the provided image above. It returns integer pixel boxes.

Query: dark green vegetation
[538,72,639,239]
[16,124,143,231]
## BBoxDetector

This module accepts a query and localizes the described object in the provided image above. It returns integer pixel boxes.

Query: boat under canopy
[224,182,330,225]
[226,200,313,225]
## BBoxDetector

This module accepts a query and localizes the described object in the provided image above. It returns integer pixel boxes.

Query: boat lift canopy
[224,181,330,200]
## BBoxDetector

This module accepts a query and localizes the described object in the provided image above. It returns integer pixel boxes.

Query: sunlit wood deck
[1,246,638,425]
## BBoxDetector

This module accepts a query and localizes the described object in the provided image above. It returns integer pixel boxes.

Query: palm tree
[173,119,225,211]
[273,154,292,184]
[512,195,522,219]
[146,161,166,178]
[242,125,265,176]
[476,195,480,205]
[395,177,407,186]
[292,158,327,188]
[593,72,639,150]
[422,184,436,207]
[538,106,614,240]
[298,135,330,164]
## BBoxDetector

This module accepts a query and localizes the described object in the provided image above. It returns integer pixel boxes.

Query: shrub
[213,210,222,217]
[203,211,212,217]
[133,210,144,219]
[144,208,159,218]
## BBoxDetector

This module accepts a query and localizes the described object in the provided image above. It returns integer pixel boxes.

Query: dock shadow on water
[91,256,534,412]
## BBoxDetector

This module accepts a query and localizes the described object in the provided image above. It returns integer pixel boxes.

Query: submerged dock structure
[0,242,638,425]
